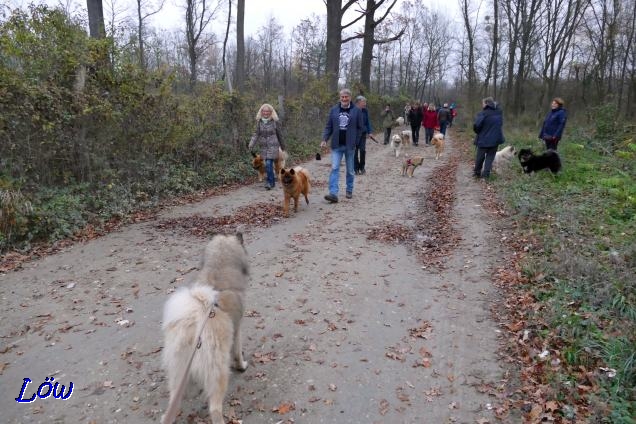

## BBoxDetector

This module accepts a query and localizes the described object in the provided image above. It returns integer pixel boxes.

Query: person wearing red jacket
[422,103,438,145]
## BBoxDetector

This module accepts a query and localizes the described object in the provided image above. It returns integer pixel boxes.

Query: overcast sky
[8,0,458,37]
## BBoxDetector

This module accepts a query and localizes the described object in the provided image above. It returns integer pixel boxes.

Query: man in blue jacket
[472,97,505,179]
[321,89,364,203]
[539,97,567,150]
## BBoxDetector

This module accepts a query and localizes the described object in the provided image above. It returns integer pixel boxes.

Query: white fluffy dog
[396,116,405,126]
[390,134,403,157]
[162,233,249,424]
[492,145,517,173]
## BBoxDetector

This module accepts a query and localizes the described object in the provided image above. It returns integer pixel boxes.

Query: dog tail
[295,167,311,202]
[278,147,288,169]
[163,286,219,331]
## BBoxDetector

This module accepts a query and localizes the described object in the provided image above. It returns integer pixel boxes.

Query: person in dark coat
[472,97,505,178]
[320,88,364,203]
[437,103,451,136]
[354,96,373,175]
[408,102,423,146]
[539,97,567,150]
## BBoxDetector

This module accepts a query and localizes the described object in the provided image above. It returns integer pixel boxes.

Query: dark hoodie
[473,101,504,148]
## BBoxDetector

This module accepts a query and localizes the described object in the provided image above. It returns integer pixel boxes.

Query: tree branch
[372,26,406,45]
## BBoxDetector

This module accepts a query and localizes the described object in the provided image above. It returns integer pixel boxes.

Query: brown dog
[251,148,288,182]
[431,132,445,160]
[280,166,310,216]
[401,155,424,177]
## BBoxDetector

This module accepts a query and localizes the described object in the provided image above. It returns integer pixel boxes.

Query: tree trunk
[235,0,245,91]
[325,0,343,92]
[221,0,232,85]
[86,0,105,39]
[360,2,375,92]
[136,0,145,69]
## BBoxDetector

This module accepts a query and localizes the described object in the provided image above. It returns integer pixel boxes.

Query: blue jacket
[322,103,364,150]
[361,108,373,134]
[473,104,504,148]
[539,107,567,140]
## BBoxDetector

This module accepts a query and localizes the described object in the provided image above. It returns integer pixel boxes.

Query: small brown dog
[401,155,424,177]
[431,132,445,160]
[280,166,310,216]
[251,148,287,182]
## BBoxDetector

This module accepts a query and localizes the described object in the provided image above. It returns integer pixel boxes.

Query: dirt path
[0,130,515,423]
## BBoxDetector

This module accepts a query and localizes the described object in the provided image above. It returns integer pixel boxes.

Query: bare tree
[325,0,364,92]
[134,0,165,70]
[343,0,404,92]
[482,2,500,99]
[460,0,478,112]
[235,0,245,91]
[221,0,231,84]
[184,0,222,89]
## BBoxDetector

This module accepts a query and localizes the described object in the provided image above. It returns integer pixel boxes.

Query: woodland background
[0,0,635,421]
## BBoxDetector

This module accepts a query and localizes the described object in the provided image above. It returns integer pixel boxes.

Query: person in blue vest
[472,97,505,179]
[320,89,364,203]
[539,97,567,150]
[354,95,373,175]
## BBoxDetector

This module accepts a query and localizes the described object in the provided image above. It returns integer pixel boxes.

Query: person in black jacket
[408,102,423,146]
[472,97,505,179]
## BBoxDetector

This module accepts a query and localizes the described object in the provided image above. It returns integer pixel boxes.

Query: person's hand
[320,140,327,149]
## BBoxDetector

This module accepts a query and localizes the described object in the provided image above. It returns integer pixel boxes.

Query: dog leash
[162,302,217,424]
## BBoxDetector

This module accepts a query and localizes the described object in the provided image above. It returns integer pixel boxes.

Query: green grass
[496,125,636,421]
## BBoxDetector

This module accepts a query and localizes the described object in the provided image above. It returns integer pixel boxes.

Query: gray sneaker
[346,192,352,199]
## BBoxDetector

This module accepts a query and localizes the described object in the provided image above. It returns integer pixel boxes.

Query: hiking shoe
[324,194,339,203]
[360,169,366,175]
[346,192,352,199]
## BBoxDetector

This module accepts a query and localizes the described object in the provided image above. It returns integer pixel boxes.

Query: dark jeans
[354,138,366,172]
[424,127,434,144]
[410,125,420,145]
[265,158,276,187]
[383,127,392,144]
[544,139,558,150]
[439,121,449,136]
[473,146,498,177]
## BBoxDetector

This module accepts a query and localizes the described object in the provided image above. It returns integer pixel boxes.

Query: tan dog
[251,148,288,182]
[401,130,412,147]
[280,166,310,216]
[162,233,249,424]
[401,155,424,177]
[431,132,445,160]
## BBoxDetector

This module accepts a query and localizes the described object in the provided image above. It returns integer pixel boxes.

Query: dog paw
[234,359,248,372]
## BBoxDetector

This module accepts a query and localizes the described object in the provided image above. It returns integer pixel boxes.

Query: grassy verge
[492,126,635,422]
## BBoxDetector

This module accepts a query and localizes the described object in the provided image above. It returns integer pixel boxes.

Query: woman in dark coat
[539,97,567,150]
[472,97,504,178]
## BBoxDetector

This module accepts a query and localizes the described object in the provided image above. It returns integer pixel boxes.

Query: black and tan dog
[401,155,424,177]
[518,148,561,174]
[251,148,287,182]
